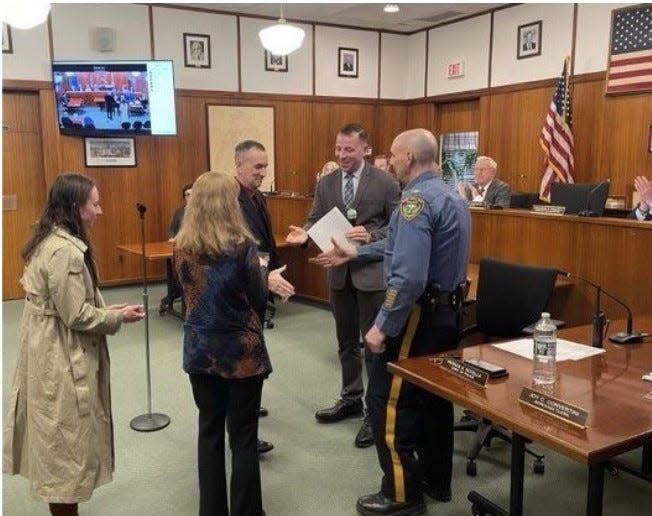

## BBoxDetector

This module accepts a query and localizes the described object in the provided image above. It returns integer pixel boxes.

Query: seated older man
[456,156,511,208]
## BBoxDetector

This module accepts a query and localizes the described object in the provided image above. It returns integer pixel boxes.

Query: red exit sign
[447,61,464,78]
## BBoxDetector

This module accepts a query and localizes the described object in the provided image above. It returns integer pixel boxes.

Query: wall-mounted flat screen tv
[52,60,177,136]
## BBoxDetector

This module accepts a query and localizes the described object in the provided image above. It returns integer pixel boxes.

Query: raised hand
[634,176,652,209]
[345,225,371,243]
[285,225,309,246]
[120,304,145,323]
[268,265,295,301]
[309,238,357,268]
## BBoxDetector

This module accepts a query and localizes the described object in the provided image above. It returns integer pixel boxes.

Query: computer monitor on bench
[550,180,610,217]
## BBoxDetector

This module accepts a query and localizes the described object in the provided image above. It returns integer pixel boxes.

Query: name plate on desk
[519,387,588,428]
[437,357,488,387]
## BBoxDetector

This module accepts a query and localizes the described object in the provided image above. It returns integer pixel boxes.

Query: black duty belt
[418,283,465,312]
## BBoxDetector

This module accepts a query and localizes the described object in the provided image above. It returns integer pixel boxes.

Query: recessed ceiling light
[384,4,400,14]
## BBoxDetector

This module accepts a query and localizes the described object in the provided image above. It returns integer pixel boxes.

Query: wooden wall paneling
[571,80,606,185]
[600,92,652,199]
[83,137,164,284]
[2,92,46,299]
[311,103,335,185]
[264,195,313,236]
[406,102,436,133]
[485,87,550,193]
[39,89,64,188]
[478,94,492,154]
[437,99,480,133]
[326,103,377,143]
[372,104,408,156]
[274,100,314,193]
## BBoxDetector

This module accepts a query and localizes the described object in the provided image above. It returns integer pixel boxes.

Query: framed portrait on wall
[264,51,288,72]
[183,33,211,68]
[84,137,136,167]
[3,23,12,54]
[338,47,358,78]
[517,21,542,59]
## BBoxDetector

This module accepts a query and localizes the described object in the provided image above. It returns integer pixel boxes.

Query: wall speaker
[92,27,115,52]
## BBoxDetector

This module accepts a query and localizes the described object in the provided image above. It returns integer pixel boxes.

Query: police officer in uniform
[312,128,471,516]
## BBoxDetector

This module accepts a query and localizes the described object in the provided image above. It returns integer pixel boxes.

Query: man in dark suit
[235,139,281,455]
[456,155,511,207]
[628,175,652,221]
[286,123,401,448]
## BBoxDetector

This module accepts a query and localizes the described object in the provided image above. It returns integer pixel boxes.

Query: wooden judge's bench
[265,196,652,326]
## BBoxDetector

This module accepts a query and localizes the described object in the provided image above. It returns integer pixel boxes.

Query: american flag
[606,5,652,94]
[539,58,574,202]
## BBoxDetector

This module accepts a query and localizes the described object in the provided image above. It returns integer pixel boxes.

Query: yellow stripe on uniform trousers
[384,305,422,503]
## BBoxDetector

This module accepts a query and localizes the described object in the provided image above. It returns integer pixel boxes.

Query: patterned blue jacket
[174,242,272,379]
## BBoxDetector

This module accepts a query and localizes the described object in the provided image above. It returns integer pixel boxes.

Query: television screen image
[52,60,177,136]
[550,181,611,216]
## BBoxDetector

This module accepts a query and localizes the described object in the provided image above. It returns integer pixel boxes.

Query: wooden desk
[117,241,182,318]
[388,315,652,516]
[470,208,652,326]
[265,199,652,320]
[117,241,173,260]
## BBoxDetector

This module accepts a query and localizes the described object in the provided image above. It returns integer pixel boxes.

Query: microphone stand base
[130,413,171,432]
[608,332,644,344]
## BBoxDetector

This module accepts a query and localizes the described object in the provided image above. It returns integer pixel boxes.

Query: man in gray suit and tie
[456,155,511,207]
[286,123,400,448]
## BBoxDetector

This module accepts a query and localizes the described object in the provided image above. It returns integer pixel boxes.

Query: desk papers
[307,207,359,252]
[492,339,605,362]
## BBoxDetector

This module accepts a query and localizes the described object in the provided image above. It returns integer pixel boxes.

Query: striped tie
[344,173,354,205]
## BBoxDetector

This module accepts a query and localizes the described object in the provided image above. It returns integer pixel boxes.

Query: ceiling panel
[183,3,506,33]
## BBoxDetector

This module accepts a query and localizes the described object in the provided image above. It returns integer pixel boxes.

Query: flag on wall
[606,4,652,94]
[539,57,575,201]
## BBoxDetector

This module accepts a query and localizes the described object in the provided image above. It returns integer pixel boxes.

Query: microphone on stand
[557,269,647,344]
[136,202,147,217]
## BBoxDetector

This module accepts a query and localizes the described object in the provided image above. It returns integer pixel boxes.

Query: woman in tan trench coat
[3,173,145,516]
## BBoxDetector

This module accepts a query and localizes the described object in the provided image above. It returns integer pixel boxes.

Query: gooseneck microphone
[557,269,647,344]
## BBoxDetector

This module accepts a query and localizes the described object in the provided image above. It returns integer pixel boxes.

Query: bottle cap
[541,312,550,318]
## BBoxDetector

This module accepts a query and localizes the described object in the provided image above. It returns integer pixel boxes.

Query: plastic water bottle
[532,312,557,386]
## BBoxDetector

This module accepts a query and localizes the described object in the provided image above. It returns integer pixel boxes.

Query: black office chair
[456,257,559,476]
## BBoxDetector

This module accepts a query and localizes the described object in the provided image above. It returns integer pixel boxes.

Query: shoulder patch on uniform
[383,287,399,310]
[400,195,424,221]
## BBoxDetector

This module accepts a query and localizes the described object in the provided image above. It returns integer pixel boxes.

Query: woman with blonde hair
[174,171,293,516]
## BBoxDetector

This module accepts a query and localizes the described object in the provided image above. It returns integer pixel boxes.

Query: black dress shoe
[421,480,451,502]
[356,492,425,516]
[259,407,269,417]
[257,439,274,454]
[354,417,374,448]
[315,399,363,423]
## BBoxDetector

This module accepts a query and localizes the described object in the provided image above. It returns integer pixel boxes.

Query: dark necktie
[477,186,485,196]
[344,173,354,205]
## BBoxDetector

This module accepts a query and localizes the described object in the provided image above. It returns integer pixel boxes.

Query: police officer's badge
[400,195,424,221]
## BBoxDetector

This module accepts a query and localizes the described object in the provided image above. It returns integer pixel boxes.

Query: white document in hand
[307,207,359,252]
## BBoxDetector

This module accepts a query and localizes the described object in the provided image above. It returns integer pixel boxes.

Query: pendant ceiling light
[259,6,305,56]
[3,0,51,29]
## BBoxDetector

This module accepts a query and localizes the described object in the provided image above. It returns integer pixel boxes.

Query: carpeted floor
[2,283,650,515]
